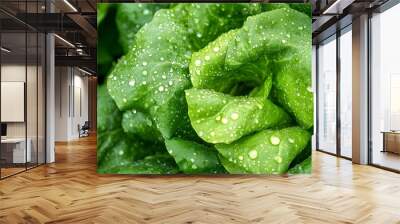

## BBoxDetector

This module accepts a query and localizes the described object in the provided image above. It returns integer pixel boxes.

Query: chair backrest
[82,121,90,129]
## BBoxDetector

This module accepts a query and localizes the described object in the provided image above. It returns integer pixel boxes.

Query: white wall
[55,66,69,141]
[54,67,89,141]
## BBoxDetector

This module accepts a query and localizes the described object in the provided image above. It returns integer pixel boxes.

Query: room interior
[0,0,399,223]
[0,30,46,177]
[315,0,400,172]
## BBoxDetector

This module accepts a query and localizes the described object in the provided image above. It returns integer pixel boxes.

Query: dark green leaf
[165,138,226,174]
[98,154,179,174]
[288,156,311,174]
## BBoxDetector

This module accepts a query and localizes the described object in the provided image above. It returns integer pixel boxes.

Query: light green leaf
[218,155,249,174]
[189,8,312,129]
[215,127,311,174]
[108,4,265,140]
[223,8,313,129]
[185,89,292,144]
[186,4,262,50]
[116,3,170,53]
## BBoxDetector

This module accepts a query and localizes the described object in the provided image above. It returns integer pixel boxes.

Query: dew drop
[221,117,228,124]
[288,138,295,143]
[142,70,148,75]
[238,155,243,161]
[142,62,147,66]
[192,164,197,169]
[248,150,258,159]
[215,116,221,121]
[282,39,287,44]
[270,136,280,145]
[129,80,135,86]
[231,112,239,120]
[274,156,282,163]
[168,80,173,86]
[213,47,220,52]
[205,55,210,61]
[195,59,202,66]
[158,86,164,92]
[307,86,313,92]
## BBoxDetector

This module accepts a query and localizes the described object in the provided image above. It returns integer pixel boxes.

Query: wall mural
[97,3,313,175]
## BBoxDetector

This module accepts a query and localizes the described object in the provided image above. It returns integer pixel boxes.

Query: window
[317,35,337,154]
[370,3,400,171]
[339,26,352,158]
[0,2,46,179]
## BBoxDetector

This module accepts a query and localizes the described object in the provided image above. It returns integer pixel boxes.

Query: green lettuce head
[99,3,313,174]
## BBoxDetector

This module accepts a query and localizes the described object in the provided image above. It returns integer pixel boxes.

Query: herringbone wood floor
[0,135,400,224]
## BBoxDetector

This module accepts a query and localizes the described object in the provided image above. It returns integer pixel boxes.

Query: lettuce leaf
[165,138,226,174]
[97,85,164,172]
[215,127,311,174]
[218,155,249,174]
[116,3,170,53]
[186,89,292,144]
[97,4,123,81]
[288,156,311,174]
[223,8,313,129]
[101,3,313,175]
[122,109,163,142]
[107,4,265,141]
[97,3,109,26]
[98,154,179,174]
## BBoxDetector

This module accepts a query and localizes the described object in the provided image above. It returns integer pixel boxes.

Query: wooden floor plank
[0,135,400,223]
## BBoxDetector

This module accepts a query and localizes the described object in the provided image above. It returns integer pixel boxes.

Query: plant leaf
[288,156,311,174]
[165,138,226,174]
[215,127,311,174]
[185,89,292,144]
[116,3,170,53]
[98,154,179,174]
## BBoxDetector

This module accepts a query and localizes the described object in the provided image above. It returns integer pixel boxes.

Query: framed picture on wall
[97,3,313,175]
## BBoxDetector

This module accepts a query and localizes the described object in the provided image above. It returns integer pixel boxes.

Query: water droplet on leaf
[248,150,258,159]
